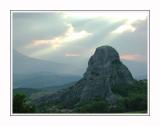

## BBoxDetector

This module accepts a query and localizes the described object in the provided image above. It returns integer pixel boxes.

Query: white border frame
[10,10,150,116]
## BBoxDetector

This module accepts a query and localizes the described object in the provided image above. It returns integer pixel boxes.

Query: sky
[12,11,148,77]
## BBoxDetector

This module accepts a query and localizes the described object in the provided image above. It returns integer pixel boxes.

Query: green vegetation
[111,80,147,112]
[73,98,110,113]
[73,80,147,113]
[13,82,75,100]
[112,59,121,65]
[13,80,147,113]
[13,88,40,97]
[13,93,35,113]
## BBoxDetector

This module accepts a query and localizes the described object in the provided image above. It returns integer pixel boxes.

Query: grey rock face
[77,45,134,101]
[35,45,135,106]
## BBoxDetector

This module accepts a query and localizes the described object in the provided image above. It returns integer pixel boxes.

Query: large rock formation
[79,45,134,101]
[35,45,135,107]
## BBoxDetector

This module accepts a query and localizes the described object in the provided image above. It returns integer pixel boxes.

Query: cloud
[13,12,147,55]
[65,52,80,57]
[64,11,148,23]
[13,12,69,50]
[120,54,144,62]
[33,24,92,48]
[26,23,92,56]
[111,14,147,34]
[111,24,136,34]
[109,18,147,63]
[13,11,148,76]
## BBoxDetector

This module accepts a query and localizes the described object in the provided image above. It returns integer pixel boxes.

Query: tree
[74,99,110,113]
[111,80,147,112]
[125,93,147,111]
[13,93,35,113]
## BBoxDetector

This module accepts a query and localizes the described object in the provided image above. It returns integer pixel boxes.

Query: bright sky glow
[120,54,144,61]
[26,23,92,56]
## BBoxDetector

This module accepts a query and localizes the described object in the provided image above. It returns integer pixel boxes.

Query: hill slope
[13,50,79,75]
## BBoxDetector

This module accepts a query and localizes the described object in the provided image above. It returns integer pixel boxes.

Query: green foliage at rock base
[13,80,147,113]
[111,80,147,112]
[73,99,110,113]
[13,93,36,113]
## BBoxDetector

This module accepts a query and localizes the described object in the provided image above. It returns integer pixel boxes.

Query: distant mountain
[13,50,79,75]
[13,50,82,88]
[13,72,81,89]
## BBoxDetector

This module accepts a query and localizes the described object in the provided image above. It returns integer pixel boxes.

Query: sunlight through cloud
[120,54,144,62]
[65,52,80,57]
[111,24,136,34]
[27,24,92,56]
[30,24,92,49]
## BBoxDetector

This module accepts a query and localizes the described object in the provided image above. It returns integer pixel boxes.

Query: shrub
[74,99,110,113]
[13,93,35,113]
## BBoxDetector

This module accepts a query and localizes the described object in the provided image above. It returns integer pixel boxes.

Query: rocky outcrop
[79,45,134,101]
[35,45,135,107]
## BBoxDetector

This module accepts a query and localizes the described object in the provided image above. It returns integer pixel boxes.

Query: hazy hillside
[13,72,81,88]
[13,50,80,75]
[13,88,40,97]
[13,50,81,89]
[13,81,76,100]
